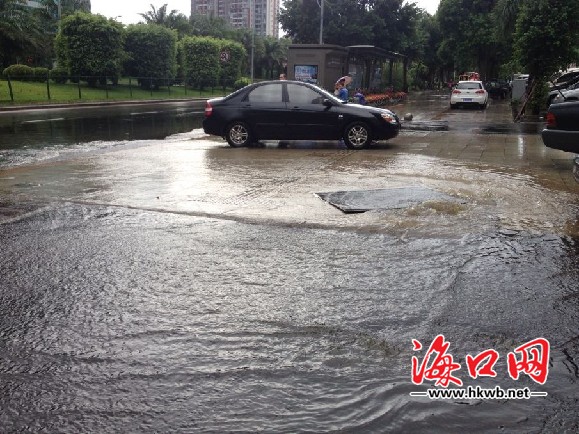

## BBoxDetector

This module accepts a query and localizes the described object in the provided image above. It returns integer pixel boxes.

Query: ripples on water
[1,204,578,432]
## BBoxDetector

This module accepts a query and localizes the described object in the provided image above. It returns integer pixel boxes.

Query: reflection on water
[0,102,205,167]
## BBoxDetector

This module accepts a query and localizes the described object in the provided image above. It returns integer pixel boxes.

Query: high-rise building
[25,0,91,15]
[191,0,280,38]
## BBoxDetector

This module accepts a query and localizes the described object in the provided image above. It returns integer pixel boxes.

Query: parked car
[202,80,400,149]
[547,72,579,106]
[541,100,579,183]
[551,86,579,105]
[485,79,510,99]
[450,80,489,109]
[550,69,579,90]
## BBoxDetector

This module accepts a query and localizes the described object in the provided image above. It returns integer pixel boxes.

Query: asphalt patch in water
[316,186,461,213]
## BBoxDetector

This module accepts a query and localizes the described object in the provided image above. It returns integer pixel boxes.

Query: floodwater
[0,101,205,167]
[1,95,578,432]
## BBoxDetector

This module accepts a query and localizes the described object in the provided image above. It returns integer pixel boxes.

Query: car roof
[457,80,483,84]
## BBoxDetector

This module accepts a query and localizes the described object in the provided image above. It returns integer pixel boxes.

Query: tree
[190,14,235,39]
[513,0,579,112]
[41,0,91,18]
[124,24,177,88]
[0,0,39,68]
[319,0,376,46]
[279,0,321,43]
[258,36,291,80]
[436,0,507,80]
[514,0,579,79]
[234,27,265,77]
[371,0,419,52]
[165,12,191,38]
[409,12,444,88]
[279,0,419,51]
[139,4,192,38]
[139,4,174,25]
[56,12,125,86]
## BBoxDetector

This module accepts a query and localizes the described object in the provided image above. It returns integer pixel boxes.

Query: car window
[246,84,282,103]
[457,82,482,90]
[287,83,324,104]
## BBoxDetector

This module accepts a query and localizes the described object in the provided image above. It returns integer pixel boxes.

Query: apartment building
[191,0,280,38]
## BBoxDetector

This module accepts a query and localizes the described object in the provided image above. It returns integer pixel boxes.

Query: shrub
[180,36,220,90]
[233,77,251,90]
[50,67,69,84]
[33,67,49,83]
[124,24,177,85]
[3,64,34,81]
[218,40,246,88]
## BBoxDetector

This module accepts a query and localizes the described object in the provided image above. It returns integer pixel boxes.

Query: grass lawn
[0,77,230,106]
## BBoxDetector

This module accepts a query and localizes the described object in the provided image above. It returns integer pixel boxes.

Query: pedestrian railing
[0,75,234,104]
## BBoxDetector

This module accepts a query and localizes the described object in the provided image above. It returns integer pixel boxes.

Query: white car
[551,87,579,105]
[450,80,489,109]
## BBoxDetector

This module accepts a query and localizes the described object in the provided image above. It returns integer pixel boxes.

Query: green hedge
[3,64,34,81]
[33,67,49,82]
[50,67,69,84]
[233,77,251,90]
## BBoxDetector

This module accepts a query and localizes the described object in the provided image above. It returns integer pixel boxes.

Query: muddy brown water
[1,94,578,432]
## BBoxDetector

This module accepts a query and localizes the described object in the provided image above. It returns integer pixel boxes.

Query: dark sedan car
[541,100,579,183]
[202,80,400,149]
[485,79,510,99]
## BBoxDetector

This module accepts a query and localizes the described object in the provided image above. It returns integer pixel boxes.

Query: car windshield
[457,82,482,90]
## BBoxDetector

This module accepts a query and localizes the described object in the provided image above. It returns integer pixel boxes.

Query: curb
[0,98,208,112]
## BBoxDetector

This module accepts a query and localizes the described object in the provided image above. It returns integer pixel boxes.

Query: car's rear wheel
[225,121,252,147]
[343,122,372,149]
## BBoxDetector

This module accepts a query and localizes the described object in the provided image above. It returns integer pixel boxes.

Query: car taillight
[546,112,556,128]
[204,102,213,117]
[452,90,461,94]
[475,90,485,94]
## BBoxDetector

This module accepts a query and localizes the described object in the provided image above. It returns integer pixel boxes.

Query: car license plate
[463,98,472,102]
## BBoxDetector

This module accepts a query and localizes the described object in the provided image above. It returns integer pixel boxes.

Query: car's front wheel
[343,122,372,149]
[225,121,252,147]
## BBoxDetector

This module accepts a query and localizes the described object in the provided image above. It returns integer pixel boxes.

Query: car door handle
[291,106,301,110]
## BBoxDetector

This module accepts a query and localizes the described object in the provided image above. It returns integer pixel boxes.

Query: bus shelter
[287,44,407,92]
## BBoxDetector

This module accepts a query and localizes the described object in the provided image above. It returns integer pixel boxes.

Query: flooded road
[1,94,578,432]
[0,100,205,167]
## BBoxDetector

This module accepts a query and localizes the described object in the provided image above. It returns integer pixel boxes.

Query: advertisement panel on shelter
[294,65,318,84]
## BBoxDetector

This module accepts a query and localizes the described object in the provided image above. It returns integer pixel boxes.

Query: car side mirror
[323,98,333,107]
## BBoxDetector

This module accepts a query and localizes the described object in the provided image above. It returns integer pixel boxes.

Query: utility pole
[250,0,255,82]
[319,0,324,44]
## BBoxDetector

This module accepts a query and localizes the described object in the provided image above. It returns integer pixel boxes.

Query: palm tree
[261,37,281,80]
[139,4,179,26]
